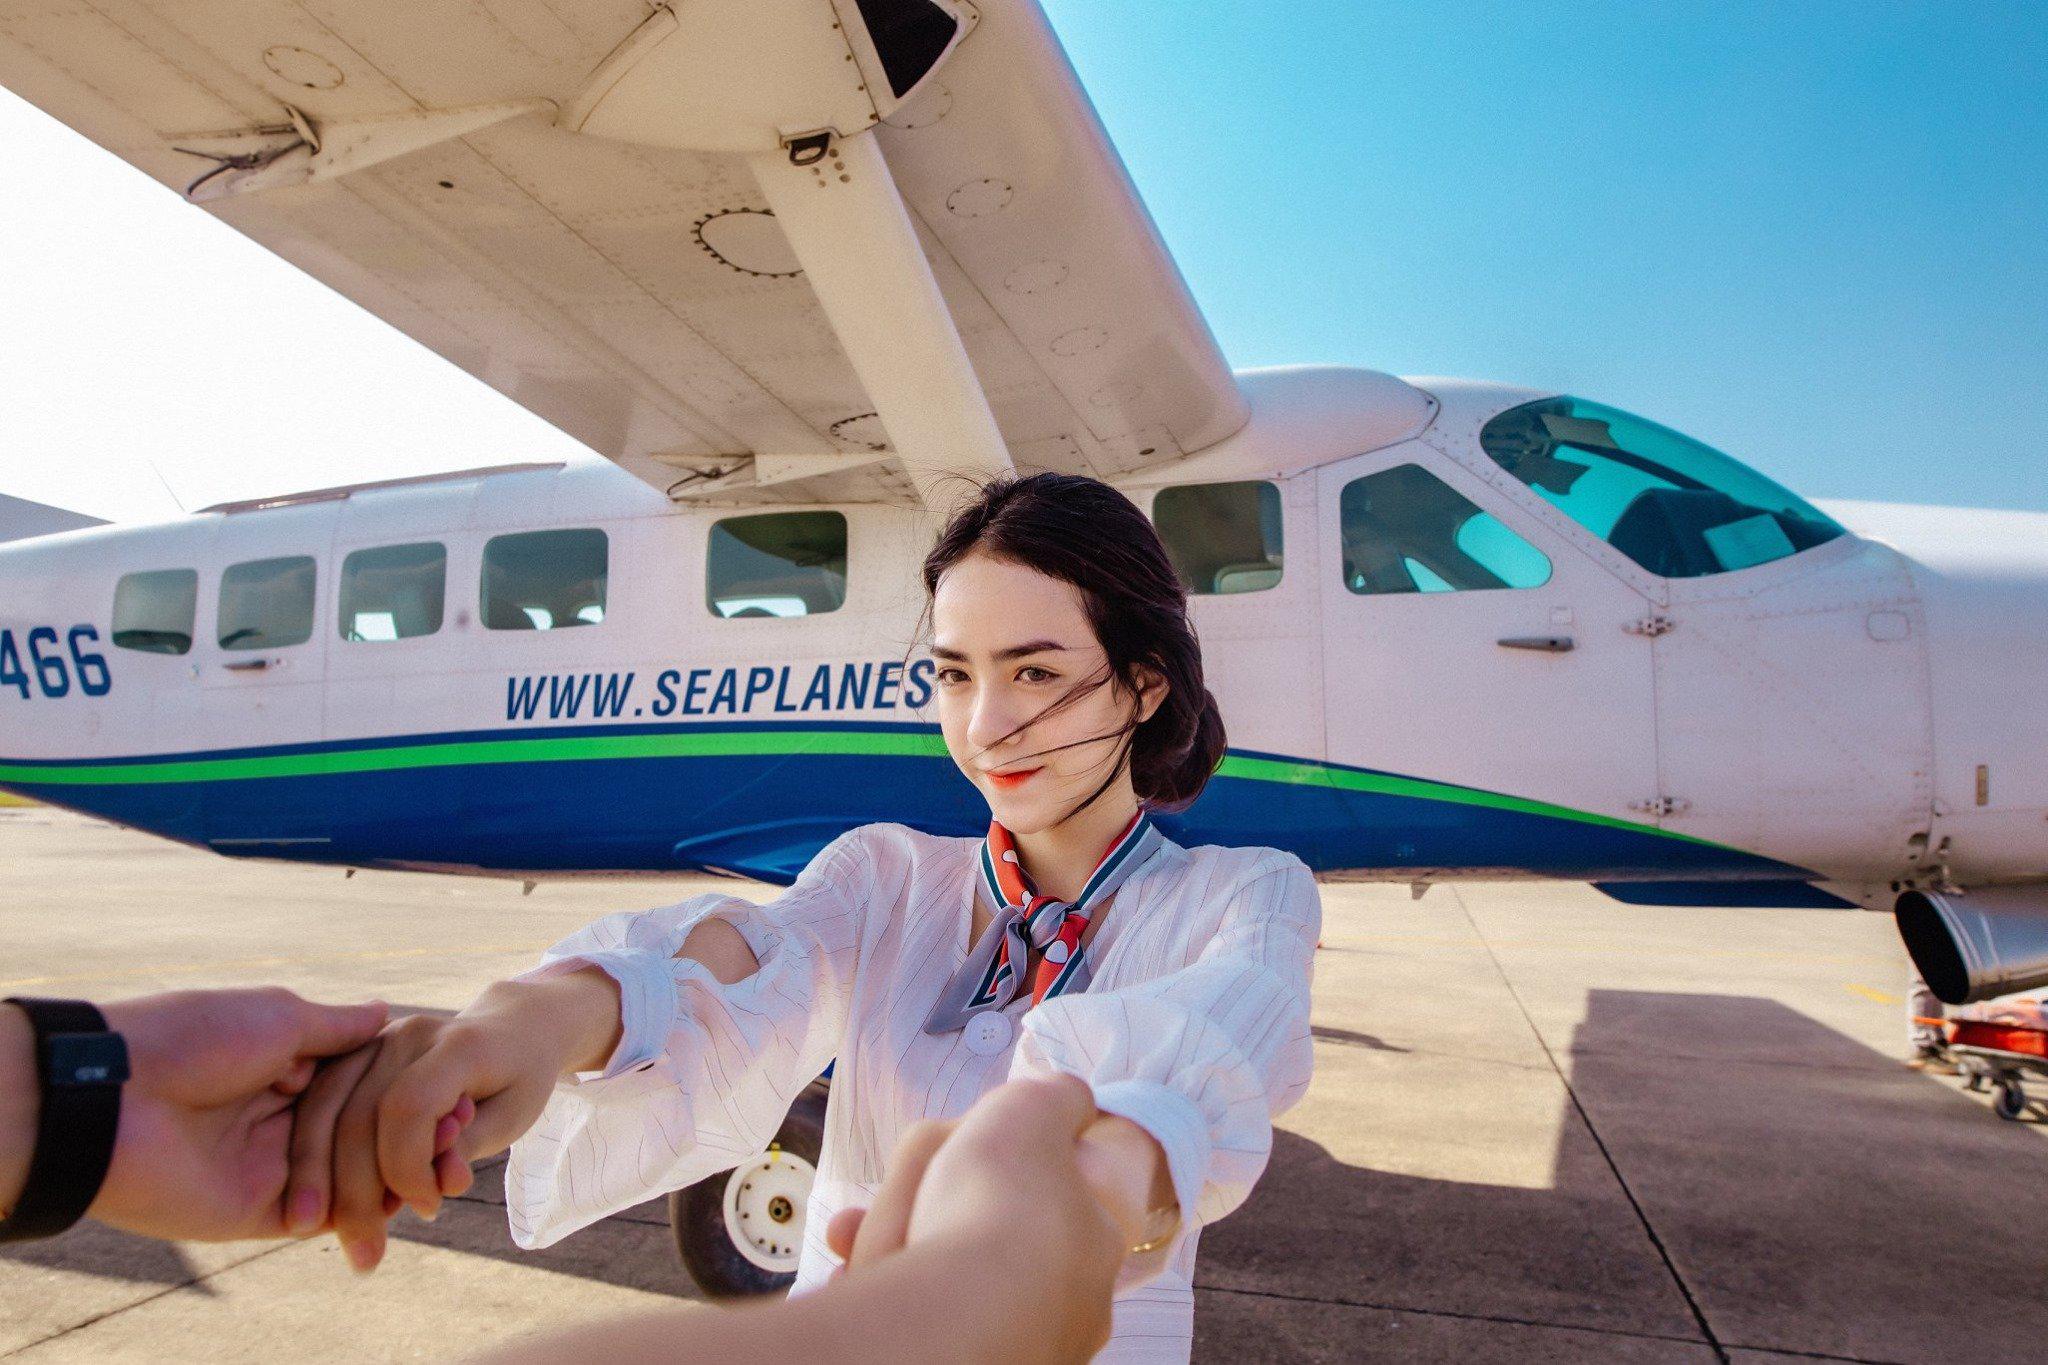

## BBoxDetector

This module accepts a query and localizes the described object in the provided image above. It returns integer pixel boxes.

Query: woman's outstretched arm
[286,826,876,1269]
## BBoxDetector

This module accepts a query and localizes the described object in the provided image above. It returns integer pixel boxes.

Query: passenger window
[1339,465,1551,595]
[1153,480,1283,595]
[482,529,608,632]
[340,543,446,642]
[112,569,198,655]
[1479,396,1844,578]
[707,511,847,618]
[218,556,316,650]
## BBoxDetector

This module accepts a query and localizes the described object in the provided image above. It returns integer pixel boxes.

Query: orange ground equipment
[1938,997,2048,1121]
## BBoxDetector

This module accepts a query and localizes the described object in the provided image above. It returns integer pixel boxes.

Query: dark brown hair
[918,472,1227,817]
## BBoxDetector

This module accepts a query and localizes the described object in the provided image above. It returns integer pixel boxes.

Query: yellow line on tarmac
[0,943,539,991]
[1844,982,1901,1005]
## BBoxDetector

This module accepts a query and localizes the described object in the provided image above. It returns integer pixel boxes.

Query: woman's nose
[965,687,1029,754]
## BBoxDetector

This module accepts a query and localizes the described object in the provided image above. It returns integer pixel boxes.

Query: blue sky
[1048,1,2046,511]
[1,2,2041,520]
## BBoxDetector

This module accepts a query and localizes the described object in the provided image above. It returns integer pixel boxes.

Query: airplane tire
[670,1080,829,1300]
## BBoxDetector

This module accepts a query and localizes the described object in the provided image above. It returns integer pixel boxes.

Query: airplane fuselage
[2,368,2043,902]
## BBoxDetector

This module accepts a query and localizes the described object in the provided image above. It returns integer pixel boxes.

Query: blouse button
[963,1010,1014,1056]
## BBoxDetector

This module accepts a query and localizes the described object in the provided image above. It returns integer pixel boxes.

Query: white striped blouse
[503,820,1322,1363]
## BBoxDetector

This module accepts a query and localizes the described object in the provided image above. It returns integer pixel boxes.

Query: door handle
[1497,635,1574,653]
[221,658,273,672]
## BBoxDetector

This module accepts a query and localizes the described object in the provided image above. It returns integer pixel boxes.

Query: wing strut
[554,0,1007,509]
[750,132,1012,509]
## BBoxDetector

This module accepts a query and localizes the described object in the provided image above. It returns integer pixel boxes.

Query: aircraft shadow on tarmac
[1199,989,2048,1363]
[9,991,2047,1361]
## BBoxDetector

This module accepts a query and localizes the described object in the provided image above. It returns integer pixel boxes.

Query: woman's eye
[929,664,1052,684]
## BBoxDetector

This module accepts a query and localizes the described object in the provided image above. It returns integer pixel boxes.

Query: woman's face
[928,551,1162,835]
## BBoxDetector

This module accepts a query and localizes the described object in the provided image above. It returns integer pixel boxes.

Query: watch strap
[0,998,128,1244]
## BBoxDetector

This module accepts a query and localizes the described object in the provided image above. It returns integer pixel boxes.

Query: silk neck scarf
[923,809,1167,1035]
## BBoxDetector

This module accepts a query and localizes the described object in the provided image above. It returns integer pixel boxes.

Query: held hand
[821,1076,1131,1363]
[85,988,389,1242]
[829,1078,1172,1274]
[829,1075,1131,1278]
[284,969,621,1272]
[1071,1113,1178,1253]
[285,1034,476,1246]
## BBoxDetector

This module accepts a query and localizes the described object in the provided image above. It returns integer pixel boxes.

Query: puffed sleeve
[1005,851,1320,1282]
[502,826,873,1249]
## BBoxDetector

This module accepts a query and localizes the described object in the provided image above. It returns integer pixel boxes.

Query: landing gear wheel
[1993,1079,2027,1122]
[670,1080,828,1300]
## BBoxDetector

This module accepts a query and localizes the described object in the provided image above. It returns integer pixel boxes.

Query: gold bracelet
[1127,1206,1180,1256]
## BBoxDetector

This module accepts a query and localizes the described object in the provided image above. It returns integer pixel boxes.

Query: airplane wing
[0,1,1248,505]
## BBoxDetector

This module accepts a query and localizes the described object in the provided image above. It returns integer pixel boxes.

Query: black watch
[0,998,129,1243]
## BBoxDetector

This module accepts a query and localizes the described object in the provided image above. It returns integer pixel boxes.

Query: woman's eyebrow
[928,639,1073,662]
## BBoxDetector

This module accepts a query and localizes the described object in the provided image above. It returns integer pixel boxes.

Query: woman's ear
[1133,664,1169,725]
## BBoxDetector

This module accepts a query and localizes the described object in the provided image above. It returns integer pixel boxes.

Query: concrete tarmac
[2,806,2043,1363]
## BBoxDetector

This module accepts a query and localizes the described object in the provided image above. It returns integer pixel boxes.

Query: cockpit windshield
[1478,397,1844,578]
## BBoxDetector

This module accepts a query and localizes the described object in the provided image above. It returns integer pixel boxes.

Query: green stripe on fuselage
[0,728,1724,849]
[1213,753,1725,848]
[0,728,949,787]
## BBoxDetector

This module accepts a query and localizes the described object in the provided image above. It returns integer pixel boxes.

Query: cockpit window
[1479,397,1844,578]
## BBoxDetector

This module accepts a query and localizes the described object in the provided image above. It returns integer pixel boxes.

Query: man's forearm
[0,1003,37,1216]
[493,1224,1118,1365]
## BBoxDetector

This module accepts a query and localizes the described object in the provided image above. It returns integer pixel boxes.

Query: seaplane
[2,0,2044,1297]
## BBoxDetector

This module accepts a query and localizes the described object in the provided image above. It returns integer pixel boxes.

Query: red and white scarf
[923,810,1165,1034]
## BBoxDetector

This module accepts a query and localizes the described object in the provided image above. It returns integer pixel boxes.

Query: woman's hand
[284,969,622,1272]
[1072,1113,1177,1252]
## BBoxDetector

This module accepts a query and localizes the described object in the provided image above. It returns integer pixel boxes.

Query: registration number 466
[0,626,111,700]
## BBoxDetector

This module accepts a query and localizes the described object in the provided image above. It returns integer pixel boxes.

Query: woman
[291,473,1322,1362]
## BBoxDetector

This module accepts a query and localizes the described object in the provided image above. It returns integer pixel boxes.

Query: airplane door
[198,502,335,855]
[1316,443,1663,877]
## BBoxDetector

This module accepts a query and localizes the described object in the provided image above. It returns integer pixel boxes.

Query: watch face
[46,1032,130,1088]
